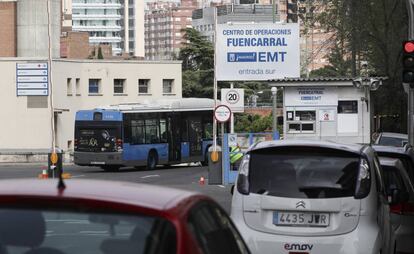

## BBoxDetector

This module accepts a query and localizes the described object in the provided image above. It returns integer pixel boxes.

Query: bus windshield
[75,121,122,152]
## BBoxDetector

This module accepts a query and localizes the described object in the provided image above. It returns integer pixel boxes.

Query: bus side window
[131,120,145,144]
[160,119,167,143]
[145,119,159,144]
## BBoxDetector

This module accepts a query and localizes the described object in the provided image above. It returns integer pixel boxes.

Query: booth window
[338,101,358,114]
[286,110,316,133]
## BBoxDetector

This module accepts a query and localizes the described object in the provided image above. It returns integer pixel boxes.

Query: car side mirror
[230,185,234,195]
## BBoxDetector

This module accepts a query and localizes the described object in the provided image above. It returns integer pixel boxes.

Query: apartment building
[71,0,144,57]
[145,0,197,60]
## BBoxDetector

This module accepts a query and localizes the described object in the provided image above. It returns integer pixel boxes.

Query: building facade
[71,0,144,57]
[145,0,197,60]
[0,1,17,57]
[192,4,280,42]
[0,58,182,161]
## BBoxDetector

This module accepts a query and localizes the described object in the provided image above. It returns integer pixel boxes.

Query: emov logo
[284,243,314,251]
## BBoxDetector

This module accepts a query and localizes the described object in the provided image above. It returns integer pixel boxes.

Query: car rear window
[249,147,361,199]
[378,136,407,147]
[0,209,176,254]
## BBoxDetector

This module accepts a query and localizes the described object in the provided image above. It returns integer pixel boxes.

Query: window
[66,78,72,96]
[131,120,145,144]
[88,79,101,94]
[125,115,166,145]
[249,147,360,198]
[163,79,174,94]
[138,79,150,94]
[0,208,177,254]
[187,203,249,254]
[75,78,80,96]
[286,110,316,133]
[113,79,125,94]
[338,100,358,114]
[145,119,159,144]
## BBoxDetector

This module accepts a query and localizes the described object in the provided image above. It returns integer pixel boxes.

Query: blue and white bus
[74,98,216,171]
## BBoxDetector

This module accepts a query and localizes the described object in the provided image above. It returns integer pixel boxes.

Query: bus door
[167,114,181,162]
[188,117,203,158]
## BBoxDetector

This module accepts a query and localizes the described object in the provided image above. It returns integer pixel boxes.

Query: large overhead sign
[16,62,48,96]
[216,23,300,81]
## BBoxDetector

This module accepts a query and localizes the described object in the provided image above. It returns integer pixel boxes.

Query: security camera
[352,78,363,89]
[370,78,381,91]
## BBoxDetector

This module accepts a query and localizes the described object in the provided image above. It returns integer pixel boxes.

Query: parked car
[0,179,249,254]
[378,157,414,254]
[373,145,414,185]
[231,140,393,254]
[374,132,408,147]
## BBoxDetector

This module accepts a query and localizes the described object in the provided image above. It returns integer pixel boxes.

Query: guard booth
[270,78,384,144]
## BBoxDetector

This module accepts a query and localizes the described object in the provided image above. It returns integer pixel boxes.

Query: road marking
[80,231,108,234]
[70,175,85,178]
[218,185,225,188]
[141,174,160,179]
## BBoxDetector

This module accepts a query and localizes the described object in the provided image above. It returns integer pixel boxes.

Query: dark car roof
[249,140,366,154]
[0,179,204,212]
[372,145,411,156]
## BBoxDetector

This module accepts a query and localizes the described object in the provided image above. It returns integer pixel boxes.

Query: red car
[0,179,249,254]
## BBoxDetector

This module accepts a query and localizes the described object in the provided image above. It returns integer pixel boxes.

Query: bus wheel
[102,165,120,172]
[146,151,158,170]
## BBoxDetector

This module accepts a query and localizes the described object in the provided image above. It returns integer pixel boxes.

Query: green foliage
[234,114,282,133]
[314,0,408,132]
[178,28,214,98]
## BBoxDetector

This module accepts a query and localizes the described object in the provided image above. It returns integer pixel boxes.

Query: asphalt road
[0,163,233,212]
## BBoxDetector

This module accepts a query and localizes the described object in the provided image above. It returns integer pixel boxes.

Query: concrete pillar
[17,0,61,58]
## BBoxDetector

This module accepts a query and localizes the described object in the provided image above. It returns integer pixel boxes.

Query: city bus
[74,98,217,171]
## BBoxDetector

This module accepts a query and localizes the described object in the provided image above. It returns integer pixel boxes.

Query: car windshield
[378,137,407,147]
[249,148,360,199]
[0,208,176,254]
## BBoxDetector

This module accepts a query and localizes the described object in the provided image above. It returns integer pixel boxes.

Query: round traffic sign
[225,89,240,105]
[214,105,231,123]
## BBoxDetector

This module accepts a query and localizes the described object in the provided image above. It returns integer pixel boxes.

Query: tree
[316,0,408,132]
[178,28,214,98]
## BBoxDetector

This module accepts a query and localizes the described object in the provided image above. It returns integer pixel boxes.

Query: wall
[60,31,90,59]
[0,1,17,57]
[52,59,182,152]
[17,0,61,58]
[0,58,182,157]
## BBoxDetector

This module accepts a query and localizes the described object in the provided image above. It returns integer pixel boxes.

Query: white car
[231,140,393,254]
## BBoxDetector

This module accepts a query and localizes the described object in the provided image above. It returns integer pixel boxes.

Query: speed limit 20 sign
[221,88,244,113]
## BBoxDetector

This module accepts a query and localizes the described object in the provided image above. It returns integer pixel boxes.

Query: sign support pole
[407,0,414,146]
[213,6,218,151]
[230,82,234,133]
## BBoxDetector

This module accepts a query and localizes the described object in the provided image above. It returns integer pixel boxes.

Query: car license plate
[91,161,105,165]
[273,211,329,227]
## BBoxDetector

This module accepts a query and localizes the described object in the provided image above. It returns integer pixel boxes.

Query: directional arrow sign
[17,89,48,96]
[17,63,48,69]
[17,83,48,89]
[17,76,48,83]
[17,69,48,76]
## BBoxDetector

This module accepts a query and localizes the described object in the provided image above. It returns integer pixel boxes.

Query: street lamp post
[271,87,278,134]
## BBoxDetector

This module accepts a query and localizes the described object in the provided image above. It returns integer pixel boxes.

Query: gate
[222,132,279,185]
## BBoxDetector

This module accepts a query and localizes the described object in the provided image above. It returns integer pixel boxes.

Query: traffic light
[403,41,414,83]
[287,0,298,23]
